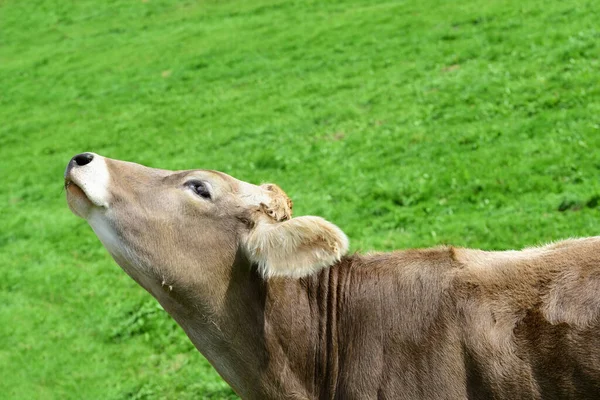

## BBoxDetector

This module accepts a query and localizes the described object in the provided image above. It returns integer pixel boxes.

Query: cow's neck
[153,255,351,399]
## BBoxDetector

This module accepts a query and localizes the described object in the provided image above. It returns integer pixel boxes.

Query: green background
[1,0,599,398]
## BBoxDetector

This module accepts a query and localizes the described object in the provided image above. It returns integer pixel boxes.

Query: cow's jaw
[87,210,127,263]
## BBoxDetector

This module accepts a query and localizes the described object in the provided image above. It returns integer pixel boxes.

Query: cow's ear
[243,216,349,278]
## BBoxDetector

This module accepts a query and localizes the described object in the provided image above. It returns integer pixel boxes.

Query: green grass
[1,0,599,398]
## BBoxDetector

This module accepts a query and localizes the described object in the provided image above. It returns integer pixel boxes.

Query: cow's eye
[186,180,211,199]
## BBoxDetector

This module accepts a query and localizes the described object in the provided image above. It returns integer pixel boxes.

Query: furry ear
[243,216,349,278]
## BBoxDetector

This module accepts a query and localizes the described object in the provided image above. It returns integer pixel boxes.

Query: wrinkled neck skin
[173,258,331,400]
[94,212,334,399]
[144,257,335,400]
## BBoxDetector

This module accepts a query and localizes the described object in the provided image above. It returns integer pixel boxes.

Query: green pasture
[1,0,599,398]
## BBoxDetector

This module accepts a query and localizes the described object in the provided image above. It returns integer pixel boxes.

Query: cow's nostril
[73,153,94,166]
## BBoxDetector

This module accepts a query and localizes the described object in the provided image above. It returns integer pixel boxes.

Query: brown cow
[65,153,600,399]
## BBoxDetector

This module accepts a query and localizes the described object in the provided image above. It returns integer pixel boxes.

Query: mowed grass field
[1,0,599,398]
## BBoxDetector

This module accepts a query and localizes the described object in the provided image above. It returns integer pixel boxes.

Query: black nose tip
[73,153,94,166]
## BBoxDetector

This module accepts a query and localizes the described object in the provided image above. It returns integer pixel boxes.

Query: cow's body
[163,241,600,399]
[327,242,600,400]
[64,153,600,399]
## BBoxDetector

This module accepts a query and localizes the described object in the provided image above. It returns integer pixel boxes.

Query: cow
[65,152,600,399]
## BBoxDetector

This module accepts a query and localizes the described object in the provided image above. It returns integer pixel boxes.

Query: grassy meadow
[1,0,599,398]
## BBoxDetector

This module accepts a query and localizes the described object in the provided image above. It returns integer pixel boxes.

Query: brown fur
[65,155,600,399]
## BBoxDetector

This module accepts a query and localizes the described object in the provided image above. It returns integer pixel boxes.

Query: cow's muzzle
[65,152,111,217]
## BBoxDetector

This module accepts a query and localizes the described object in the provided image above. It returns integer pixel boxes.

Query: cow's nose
[73,153,94,166]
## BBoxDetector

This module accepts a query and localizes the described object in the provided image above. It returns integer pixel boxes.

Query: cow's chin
[66,182,95,219]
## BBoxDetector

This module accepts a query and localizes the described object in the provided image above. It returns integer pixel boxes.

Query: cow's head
[65,153,348,291]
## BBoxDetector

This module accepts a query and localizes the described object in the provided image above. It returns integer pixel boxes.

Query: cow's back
[454,237,600,399]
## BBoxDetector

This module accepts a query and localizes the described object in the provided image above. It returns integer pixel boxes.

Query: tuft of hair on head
[243,215,349,279]
[258,183,293,222]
